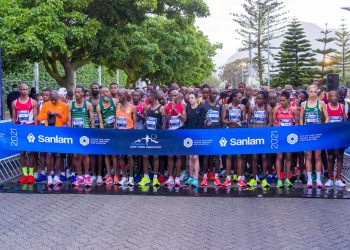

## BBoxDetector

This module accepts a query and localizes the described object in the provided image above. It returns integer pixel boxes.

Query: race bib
[207,110,219,123]
[117,117,127,129]
[72,118,84,128]
[329,116,342,123]
[94,113,99,126]
[280,119,293,127]
[228,109,241,122]
[169,116,182,130]
[146,117,157,130]
[105,115,115,125]
[305,112,317,124]
[253,111,266,124]
[18,110,29,123]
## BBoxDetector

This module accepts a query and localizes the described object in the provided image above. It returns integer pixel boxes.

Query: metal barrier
[0,154,21,184]
[342,152,350,184]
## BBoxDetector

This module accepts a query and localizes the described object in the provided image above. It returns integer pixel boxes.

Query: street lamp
[240,62,246,82]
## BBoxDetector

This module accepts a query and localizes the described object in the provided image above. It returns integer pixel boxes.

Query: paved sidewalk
[0,193,350,250]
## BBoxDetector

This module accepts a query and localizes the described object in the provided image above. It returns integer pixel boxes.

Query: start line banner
[0,122,349,156]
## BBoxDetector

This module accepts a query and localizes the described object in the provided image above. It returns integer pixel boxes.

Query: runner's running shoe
[174,177,181,187]
[208,171,215,181]
[90,176,96,184]
[201,177,208,186]
[277,179,283,188]
[192,178,199,188]
[84,176,92,187]
[118,177,127,186]
[158,175,166,184]
[222,179,232,187]
[165,177,175,186]
[69,175,77,184]
[36,174,47,183]
[27,175,35,185]
[213,177,222,186]
[47,176,54,187]
[104,176,113,185]
[53,175,62,186]
[261,179,269,188]
[73,177,84,186]
[300,174,307,184]
[179,171,188,181]
[247,179,257,187]
[316,180,324,189]
[335,179,346,187]
[237,179,246,187]
[113,175,119,185]
[96,176,103,185]
[59,174,67,182]
[185,177,194,186]
[138,177,151,186]
[18,176,28,184]
[127,178,134,187]
[266,174,273,184]
[232,174,238,182]
[325,179,334,187]
[153,177,160,187]
[135,175,142,183]
[284,178,293,187]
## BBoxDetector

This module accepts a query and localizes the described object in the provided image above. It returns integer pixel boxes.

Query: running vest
[226,104,242,122]
[15,97,34,125]
[146,105,162,130]
[327,103,344,123]
[166,102,183,130]
[116,103,134,129]
[89,96,101,128]
[251,106,267,125]
[71,100,90,128]
[38,100,46,126]
[304,100,322,125]
[204,100,221,128]
[134,101,145,130]
[100,98,116,129]
[275,106,295,127]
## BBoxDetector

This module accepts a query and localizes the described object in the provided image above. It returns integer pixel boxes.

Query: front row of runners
[11,82,349,190]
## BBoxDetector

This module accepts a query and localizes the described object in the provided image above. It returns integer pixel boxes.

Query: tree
[334,19,350,85]
[232,0,287,84]
[273,19,317,88]
[101,17,220,88]
[313,23,336,79]
[0,0,209,90]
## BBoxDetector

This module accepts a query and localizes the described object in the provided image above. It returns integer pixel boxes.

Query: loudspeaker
[327,74,339,91]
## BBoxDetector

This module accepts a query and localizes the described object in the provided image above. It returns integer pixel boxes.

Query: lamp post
[241,62,246,82]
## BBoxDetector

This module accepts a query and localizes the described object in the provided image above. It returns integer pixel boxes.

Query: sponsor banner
[0,122,349,155]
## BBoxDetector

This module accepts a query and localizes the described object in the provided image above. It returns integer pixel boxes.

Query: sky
[195,0,350,67]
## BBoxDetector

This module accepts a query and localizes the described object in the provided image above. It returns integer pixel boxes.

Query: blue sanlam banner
[0,122,349,156]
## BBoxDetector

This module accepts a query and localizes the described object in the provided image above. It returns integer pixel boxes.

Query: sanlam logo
[32,135,74,144]
[230,137,265,146]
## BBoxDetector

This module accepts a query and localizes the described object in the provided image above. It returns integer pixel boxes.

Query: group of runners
[10,79,350,190]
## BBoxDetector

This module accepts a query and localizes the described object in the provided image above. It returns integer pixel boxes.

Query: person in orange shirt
[37,90,68,187]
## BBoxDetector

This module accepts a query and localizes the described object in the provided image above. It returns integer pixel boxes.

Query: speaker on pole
[327,74,339,91]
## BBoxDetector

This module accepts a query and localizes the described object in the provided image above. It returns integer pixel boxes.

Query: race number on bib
[280,119,293,127]
[305,113,317,124]
[146,117,157,130]
[105,115,116,125]
[18,111,29,123]
[117,117,127,129]
[94,113,99,125]
[169,116,182,130]
[72,118,84,128]
[207,110,219,123]
[329,116,343,123]
[228,109,241,122]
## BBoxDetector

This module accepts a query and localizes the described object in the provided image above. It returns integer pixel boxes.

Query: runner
[221,90,246,187]
[273,91,299,188]
[89,83,104,184]
[247,91,272,187]
[300,84,328,188]
[115,89,137,186]
[164,90,187,187]
[37,90,68,186]
[67,86,95,187]
[99,87,118,185]
[109,82,119,100]
[12,83,38,185]
[201,87,222,187]
[325,90,347,187]
[138,90,166,187]
[36,88,51,182]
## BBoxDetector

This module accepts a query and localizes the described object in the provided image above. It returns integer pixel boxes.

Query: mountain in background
[226,21,337,65]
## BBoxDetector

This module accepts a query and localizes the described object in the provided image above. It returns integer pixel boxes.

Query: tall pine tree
[274,19,317,88]
[232,0,287,85]
[334,19,350,85]
[314,24,336,79]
